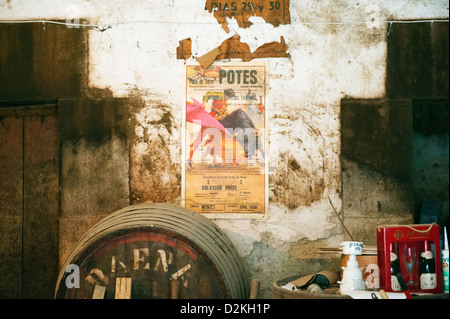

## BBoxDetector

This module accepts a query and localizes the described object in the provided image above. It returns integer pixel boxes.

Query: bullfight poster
[182,62,268,219]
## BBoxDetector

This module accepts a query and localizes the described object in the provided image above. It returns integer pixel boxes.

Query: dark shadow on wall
[0,22,136,298]
[341,22,449,244]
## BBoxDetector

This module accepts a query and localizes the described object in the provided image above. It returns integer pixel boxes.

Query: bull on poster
[182,62,268,218]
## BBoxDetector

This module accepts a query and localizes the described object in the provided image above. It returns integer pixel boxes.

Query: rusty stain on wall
[178,34,289,69]
[205,0,291,33]
[4,0,12,8]
[176,38,192,59]
[267,107,340,210]
[197,34,289,68]
[129,100,181,204]
[177,1,291,66]
[270,153,325,209]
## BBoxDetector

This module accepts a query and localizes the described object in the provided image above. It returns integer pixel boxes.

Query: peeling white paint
[226,16,289,53]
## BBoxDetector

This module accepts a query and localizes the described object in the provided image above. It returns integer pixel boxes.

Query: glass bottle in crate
[419,241,437,290]
[390,243,402,291]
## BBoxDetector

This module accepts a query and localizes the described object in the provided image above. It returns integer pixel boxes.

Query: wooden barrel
[55,203,249,299]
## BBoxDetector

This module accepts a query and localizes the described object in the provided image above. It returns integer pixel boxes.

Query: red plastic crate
[377,224,442,294]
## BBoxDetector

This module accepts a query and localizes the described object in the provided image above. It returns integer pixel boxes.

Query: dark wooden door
[0,105,59,298]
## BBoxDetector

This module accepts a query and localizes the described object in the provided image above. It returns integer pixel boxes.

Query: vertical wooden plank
[170,280,180,299]
[0,117,24,298]
[92,285,106,299]
[115,277,132,299]
[22,116,59,298]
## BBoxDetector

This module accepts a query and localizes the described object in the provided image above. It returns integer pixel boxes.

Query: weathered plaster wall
[58,97,132,270]
[1,0,448,297]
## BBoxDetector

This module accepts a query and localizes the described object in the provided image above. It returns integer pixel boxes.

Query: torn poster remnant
[177,34,289,69]
[205,0,291,33]
[176,38,192,60]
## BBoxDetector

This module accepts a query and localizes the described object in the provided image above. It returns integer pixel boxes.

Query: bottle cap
[390,252,398,261]
[421,251,433,259]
